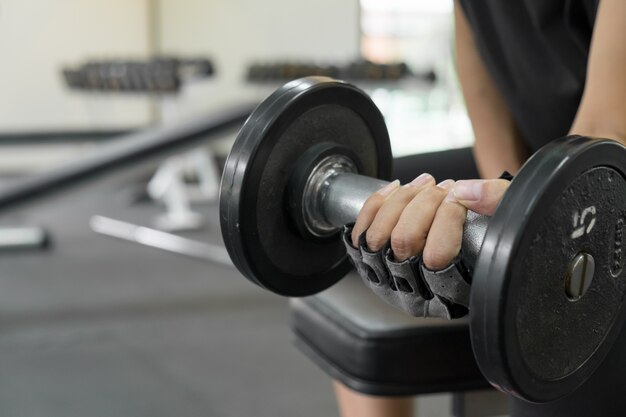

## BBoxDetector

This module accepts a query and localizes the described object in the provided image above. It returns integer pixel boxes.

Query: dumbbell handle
[319,172,489,270]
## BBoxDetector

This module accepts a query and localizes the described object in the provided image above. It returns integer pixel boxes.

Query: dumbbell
[219,76,626,403]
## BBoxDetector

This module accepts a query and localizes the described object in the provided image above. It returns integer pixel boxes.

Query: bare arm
[454,1,529,178]
[570,0,626,143]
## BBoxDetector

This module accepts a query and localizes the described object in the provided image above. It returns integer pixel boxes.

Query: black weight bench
[290,272,487,396]
[290,148,509,415]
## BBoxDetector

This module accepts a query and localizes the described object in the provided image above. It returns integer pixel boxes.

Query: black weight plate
[220,77,392,296]
[471,136,626,402]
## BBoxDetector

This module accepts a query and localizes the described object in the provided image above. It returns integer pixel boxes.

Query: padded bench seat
[290,273,489,397]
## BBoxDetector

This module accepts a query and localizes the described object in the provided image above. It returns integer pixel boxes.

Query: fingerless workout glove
[342,225,470,319]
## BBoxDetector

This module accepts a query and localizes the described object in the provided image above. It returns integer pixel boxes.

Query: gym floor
[0,142,466,417]
[0,164,344,417]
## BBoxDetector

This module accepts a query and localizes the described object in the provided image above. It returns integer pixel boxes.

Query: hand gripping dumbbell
[219,77,626,403]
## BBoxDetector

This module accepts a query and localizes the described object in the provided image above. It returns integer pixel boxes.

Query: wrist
[568,123,626,146]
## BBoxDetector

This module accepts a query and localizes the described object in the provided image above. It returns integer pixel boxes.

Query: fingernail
[377,179,400,196]
[408,173,433,187]
[437,179,454,190]
[454,180,483,202]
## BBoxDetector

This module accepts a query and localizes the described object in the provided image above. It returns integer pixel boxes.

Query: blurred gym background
[0,1,483,416]
[0,0,471,170]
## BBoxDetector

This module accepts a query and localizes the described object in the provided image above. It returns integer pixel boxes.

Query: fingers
[352,176,512,270]
[364,174,436,250]
[421,179,510,268]
[422,187,467,270]
[351,179,401,246]
[389,180,452,260]
[352,174,435,247]
[453,179,510,215]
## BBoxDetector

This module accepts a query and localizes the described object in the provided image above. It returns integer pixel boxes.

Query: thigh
[510,324,626,417]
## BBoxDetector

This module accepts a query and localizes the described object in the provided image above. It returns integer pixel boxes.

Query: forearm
[569,0,626,144]
[454,1,529,178]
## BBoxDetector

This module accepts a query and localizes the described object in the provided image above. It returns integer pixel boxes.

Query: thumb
[452,179,511,216]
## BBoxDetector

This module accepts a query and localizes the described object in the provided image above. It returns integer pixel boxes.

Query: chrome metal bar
[90,215,232,266]
[322,173,388,227]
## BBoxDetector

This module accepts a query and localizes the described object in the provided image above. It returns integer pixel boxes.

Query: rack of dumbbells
[62,57,214,94]
[246,60,435,84]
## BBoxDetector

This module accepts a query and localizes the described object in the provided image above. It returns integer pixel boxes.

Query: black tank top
[457,0,599,152]
[457,5,626,416]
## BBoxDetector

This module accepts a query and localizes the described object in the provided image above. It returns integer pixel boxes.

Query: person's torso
[458,0,599,152]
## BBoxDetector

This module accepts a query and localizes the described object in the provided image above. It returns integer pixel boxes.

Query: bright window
[360,0,473,156]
